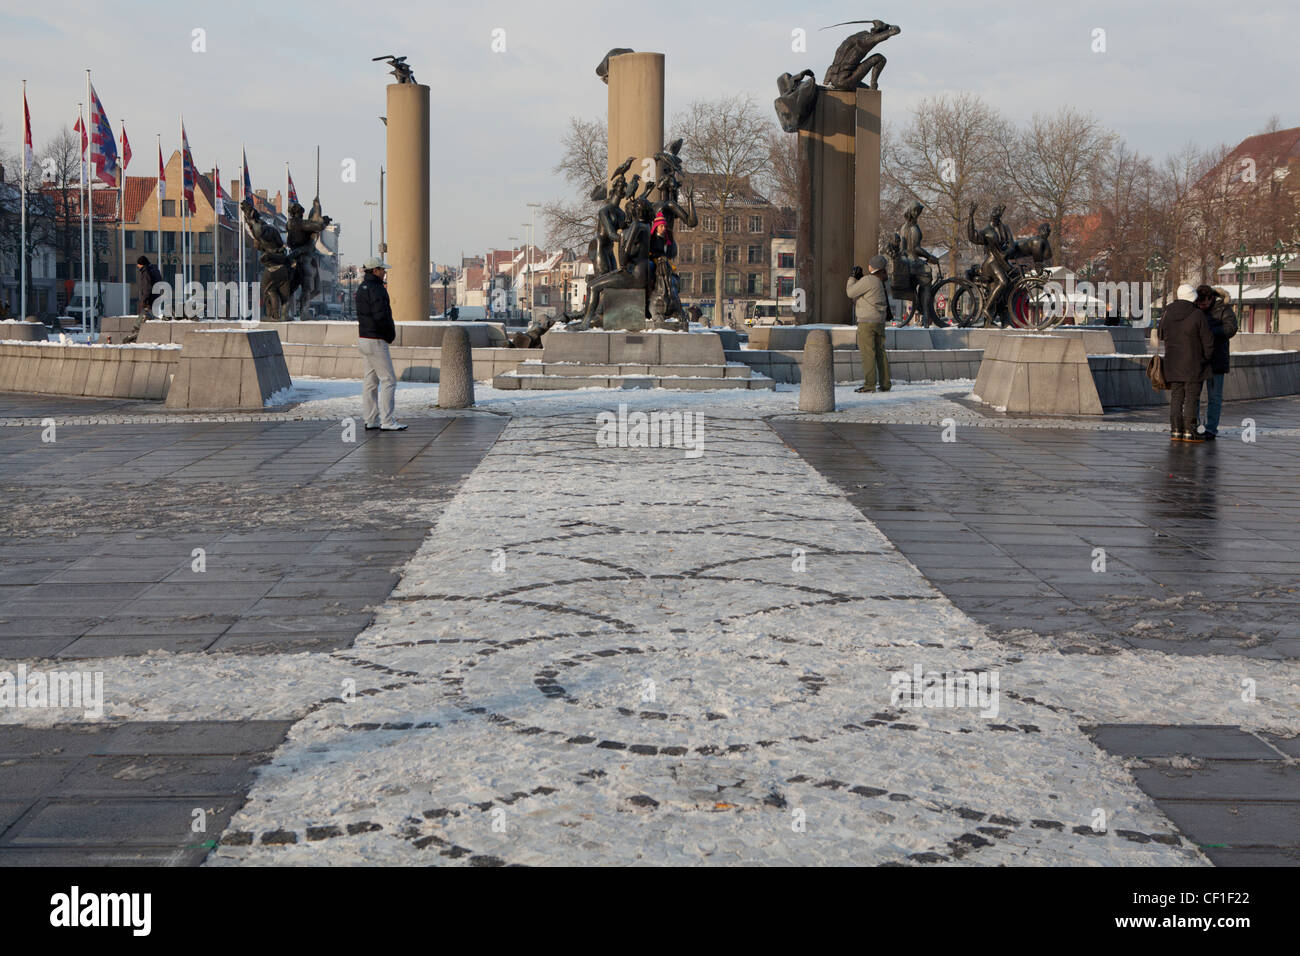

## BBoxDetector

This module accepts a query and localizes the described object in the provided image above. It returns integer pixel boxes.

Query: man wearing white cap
[354,256,405,431]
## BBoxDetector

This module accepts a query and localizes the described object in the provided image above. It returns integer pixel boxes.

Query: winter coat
[1207,300,1238,375]
[355,273,395,343]
[137,263,163,305]
[847,271,889,323]
[1158,300,1213,383]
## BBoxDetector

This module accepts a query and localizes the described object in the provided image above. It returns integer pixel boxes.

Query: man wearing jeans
[354,257,405,431]
[1199,286,1238,440]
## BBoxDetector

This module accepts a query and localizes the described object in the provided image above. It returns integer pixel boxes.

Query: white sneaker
[379,422,407,431]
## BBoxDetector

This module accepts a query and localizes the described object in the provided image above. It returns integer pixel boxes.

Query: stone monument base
[165,329,292,410]
[600,289,650,332]
[492,330,773,390]
[972,333,1103,415]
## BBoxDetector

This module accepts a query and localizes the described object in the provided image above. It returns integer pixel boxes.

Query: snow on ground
[4,383,1298,864]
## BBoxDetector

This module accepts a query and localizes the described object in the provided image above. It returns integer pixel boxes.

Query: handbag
[1146,353,1168,391]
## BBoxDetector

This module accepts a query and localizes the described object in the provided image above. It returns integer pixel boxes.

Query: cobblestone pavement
[1,388,1297,865]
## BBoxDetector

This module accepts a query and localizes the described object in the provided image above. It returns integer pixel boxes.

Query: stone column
[854,89,882,276]
[794,88,883,325]
[386,82,430,324]
[607,53,665,193]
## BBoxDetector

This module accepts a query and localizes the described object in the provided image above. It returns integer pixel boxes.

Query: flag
[157,143,166,200]
[120,124,132,174]
[287,170,298,206]
[181,124,196,214]
[22,89,35,174]
[242,148,253,203]
[73,111,88,178]
[88,83,119,186]
[213,163,228,218]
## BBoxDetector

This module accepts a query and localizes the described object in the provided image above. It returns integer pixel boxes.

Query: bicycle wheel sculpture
[1006,274,1061,330]
[930,277,983,327]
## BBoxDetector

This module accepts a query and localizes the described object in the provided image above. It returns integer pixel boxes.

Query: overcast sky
[3,0,1293,267]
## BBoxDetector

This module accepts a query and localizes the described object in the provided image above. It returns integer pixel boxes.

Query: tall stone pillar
[854,89,882,279]
[794,88,882,325]
[386,82,430,324]
[607,53,665,192]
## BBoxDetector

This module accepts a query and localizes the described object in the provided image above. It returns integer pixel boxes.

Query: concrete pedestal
[796,88,881,326]
[164,329,291,410]
[601,289,649,332]
[386,82,431,324]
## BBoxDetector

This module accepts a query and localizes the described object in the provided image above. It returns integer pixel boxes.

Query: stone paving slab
[0,399,506,658]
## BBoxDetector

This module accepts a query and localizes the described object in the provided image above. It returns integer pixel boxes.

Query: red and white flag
[287,170,299,206]
[88,83,119,186]
[22,88,35,174]
[181,123,197,214]
[120,123,132,177]
[157,142,166,200]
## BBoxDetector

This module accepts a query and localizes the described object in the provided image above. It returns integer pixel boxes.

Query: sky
[2,0,1294,267]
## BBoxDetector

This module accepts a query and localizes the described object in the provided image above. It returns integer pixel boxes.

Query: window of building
[750,215,763,233]
[777,275,795,297]
[702,216,716,233]
[124,231,136,250]
[724,215,739,233]
[199,233,213,254]
[778,251,794,269]
[162,200,176,217]
[163,232,177,253]
[724,273,740,294]
[701,273,715,294]
[199,265,214,283]
[724,245,739,264]
[681,244,694,264]
[747,273,763,294]
[702,245,716,265]
[678,272,692,294]
[145,232,158,253]
[747,245,762,264]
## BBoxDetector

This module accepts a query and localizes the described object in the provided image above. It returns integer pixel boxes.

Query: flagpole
[86,70,96,339]
[239,148,245,318]
[212,165,219,317]
[19,81,27,323]
[179,116,186,309]
[119,120,127,316]
[155,134,162,315]
[78,103,87,332]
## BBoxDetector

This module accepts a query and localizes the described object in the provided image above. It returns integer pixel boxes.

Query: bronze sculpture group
[241,194,331,321]
[774,20,901,132]
[569,138,697,330]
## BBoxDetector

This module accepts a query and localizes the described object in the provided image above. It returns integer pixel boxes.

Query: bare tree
[40,127,85,289]
[1087,141,1159,281]
[884,93,1013,278]
[1004,107,1115,266]
[541,116,606,252]
[672,95,772,323]
[760,128,798,210]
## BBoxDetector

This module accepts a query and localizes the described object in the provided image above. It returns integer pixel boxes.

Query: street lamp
[437,270,452,317]
[1265,238,1292,334]
[527,201,541,318]
[1227,243,1251,330]
[508,236,520,321]
[363,200,378,258]
[1145,253,1166,323]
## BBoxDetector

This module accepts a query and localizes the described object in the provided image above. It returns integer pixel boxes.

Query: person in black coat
[1198,286,1238,439]
[354,257,405,431]
[1157,284,1214,442]
[125,256,165,342]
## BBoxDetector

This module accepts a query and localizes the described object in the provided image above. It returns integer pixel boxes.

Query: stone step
[532,362,753,378]
[493,371,775,391]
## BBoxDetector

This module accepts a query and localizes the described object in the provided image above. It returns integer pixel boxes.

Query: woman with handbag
[1157,284,1215,443]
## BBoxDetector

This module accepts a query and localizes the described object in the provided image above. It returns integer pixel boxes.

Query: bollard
[438,325,475,408]
[798,328,835,413]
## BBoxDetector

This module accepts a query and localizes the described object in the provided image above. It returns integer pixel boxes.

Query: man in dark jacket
[124,256,165,342]
[354,257,405,431]
[1197,286,1238,439]
[1158,284,1214,442]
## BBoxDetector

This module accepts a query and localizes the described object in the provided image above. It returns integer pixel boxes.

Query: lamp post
[1228,243,1250,331]
[1265,239,1291,334]
[437,270,452,317]
[363,200,378,258]
[508,236,520,321]
[527,202,541,318]
[1145,253,1166,324]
